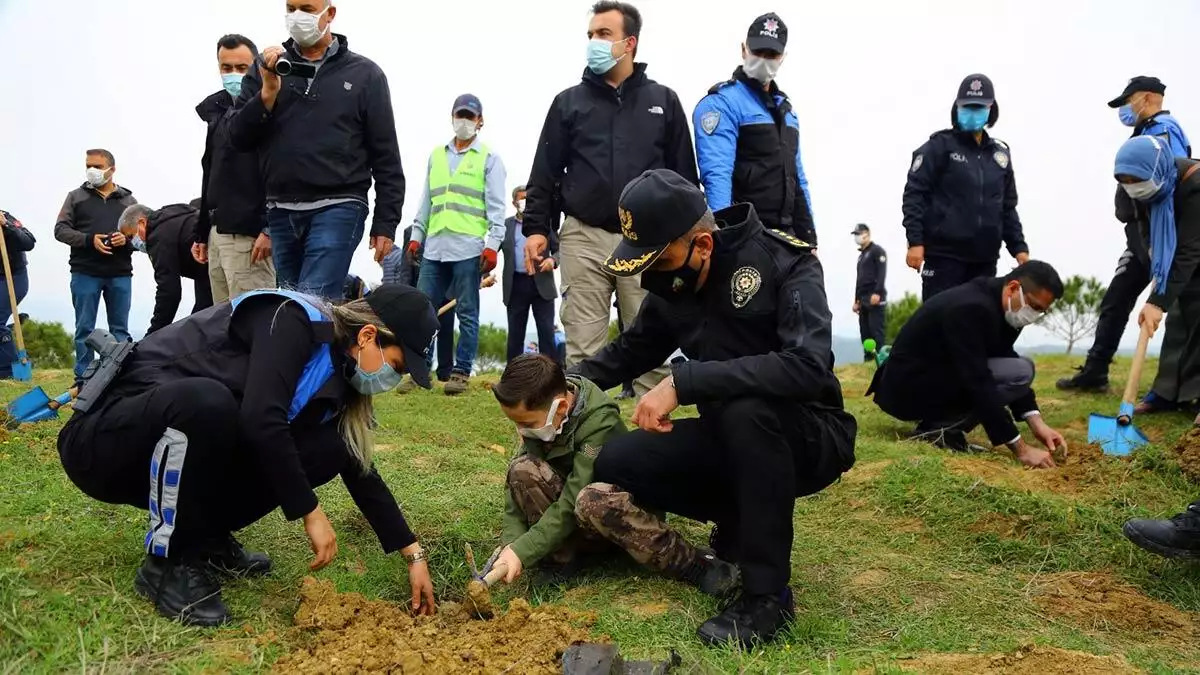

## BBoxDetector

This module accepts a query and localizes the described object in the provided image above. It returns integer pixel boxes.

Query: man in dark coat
[119,202,212,335]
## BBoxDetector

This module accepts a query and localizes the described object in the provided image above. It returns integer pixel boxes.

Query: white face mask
[452,118,478,142]
[743,52,782,83]
[517,199,526,213]
[286,5,330,48]
[518,398,568,442]
[85,167,109,188]
[1005,285,1042,329]
[853,234,868,247]
[1122,179,1162,202]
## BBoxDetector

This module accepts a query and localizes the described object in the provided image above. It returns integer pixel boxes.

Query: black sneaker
[697,588,795,648]
[1056,362,1110,392]
[679,551,741,599]
[134,555,230,627]
[1123,501,1200,559]
[204,535,272,577]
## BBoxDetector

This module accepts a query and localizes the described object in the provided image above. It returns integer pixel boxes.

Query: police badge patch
[910,154,924,173]
[731,266,762,309]
[700,110,721,135]
[994,151,1009,169]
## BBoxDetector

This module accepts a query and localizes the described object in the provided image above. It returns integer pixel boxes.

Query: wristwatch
[404,548,427,565]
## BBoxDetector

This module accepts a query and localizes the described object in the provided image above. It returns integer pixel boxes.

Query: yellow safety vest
[427,143,490,239]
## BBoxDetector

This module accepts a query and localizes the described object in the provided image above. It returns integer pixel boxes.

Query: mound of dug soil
[945,443,1117,497]
[885,645,1139,674]
[1032,572,1196,637]
[274,577,601,674]
[1173,427,1200,483]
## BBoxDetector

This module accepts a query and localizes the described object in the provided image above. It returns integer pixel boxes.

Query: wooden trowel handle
[482,561,508,587]
[1123,324,1153,407]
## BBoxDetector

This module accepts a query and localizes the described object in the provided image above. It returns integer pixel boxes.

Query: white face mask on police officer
[743,50,782,84]
[1005,285,1042,329]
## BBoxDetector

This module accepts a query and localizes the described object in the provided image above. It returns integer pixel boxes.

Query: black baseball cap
[1108,76,1166,108]
[365,284,440,389]
[605,169,709,277]
[851,223,870,235]
[746,13,787,53]
[452,93,482,117]
[956,74,995,107]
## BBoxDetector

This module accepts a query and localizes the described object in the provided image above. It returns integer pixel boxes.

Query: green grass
[3,355,1200,673]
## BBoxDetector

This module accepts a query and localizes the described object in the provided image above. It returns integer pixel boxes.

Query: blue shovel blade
[1087,412,1149,456]
[7,386,52,423]
[10,349,31,382]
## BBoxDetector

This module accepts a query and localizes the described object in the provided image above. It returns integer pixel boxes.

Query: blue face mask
[586,38,625,75]
[349,341,404,395]
[1119,104,1138,127]
[222,73,244,98]
[956,105,990,132]
[131,234,146,253]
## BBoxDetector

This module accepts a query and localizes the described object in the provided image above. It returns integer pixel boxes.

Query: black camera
[266,55,317,79]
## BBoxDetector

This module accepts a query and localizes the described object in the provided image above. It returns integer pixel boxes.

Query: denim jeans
[267,202,367,300]
[70,273,131,378]
[417,258,480,375]
[0,269,29,378]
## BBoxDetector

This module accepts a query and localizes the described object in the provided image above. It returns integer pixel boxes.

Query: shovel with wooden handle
[1088,322,1152,456]
[0,222,31,381]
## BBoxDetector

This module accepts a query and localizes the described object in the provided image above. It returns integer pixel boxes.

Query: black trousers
[506,274,558,363]
[858,304,886,361]
[1086,248,1149,366]
[190,275,214,315]
[921,257,997,302]
[593,398,857,595]
[58,378,304,560]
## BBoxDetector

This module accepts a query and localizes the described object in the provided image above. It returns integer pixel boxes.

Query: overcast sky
[2,0,1197,353]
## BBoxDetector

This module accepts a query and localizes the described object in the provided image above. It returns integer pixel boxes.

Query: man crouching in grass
[490,354,740,597]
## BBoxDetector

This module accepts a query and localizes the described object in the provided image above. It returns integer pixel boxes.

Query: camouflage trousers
[507,456,698,572]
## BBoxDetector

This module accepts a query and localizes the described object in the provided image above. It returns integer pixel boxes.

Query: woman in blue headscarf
[1114,135,1200,416]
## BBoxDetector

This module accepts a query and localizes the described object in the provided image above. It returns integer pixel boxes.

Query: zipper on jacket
[610,88,622,207]
[976,149,984,231]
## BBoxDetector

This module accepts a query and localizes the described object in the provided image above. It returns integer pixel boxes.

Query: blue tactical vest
[230,289,336,422]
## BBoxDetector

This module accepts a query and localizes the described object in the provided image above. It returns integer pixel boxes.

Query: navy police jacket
[901,129,1028,263]
[694,68,815,244]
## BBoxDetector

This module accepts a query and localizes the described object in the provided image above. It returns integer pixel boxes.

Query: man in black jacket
[120,202,213,335]
[522,1,698,397]
[851,223,887,361]
[231,1,404,300]
[194,33,275,304]
[867,261,1067,468]
[571,170,856,647]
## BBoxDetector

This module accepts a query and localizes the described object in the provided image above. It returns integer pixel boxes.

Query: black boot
[708,524,739,564]
[676,550,741,598]
[204,535,272,577]
[1123,501,1200,559]
[697,588,795,647]
[134,555,230,627]
[1056,360,1110,392]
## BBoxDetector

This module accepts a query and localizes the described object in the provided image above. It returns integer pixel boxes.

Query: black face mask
[640,240,703,302]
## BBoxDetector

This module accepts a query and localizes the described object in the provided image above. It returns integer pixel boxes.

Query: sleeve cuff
[1021,410,1041,420]
[670,361,696,405]
[280,490,319,522]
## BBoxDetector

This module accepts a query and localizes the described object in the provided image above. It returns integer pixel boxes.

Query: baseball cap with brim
[1108,76,1166,108]
[605,169,709,278]
[452,93,483,117]
[851,223,870,235]
[956,73,995,107]
[365,284,440,389]
[746,13,787,53]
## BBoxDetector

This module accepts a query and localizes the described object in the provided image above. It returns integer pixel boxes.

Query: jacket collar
[581,62,649,94]
[285,33,350,62]
[1133,110,1173,137]
[79,183,133,200]
[711,203,764,254]
[196,90,232,123]
[524,376,586,460]
[733,66,786,102]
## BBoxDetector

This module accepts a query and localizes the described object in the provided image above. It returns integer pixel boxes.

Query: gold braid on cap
[607,250,657,273]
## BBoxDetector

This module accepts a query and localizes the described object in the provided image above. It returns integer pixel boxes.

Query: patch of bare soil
[881,645,1140,674]
[945,444,1117,497]
[1032,572,1196,638]
[968,513,1034,539]
[1173,427,1200,483]
[274,577,600,674]
[841,460,894,486]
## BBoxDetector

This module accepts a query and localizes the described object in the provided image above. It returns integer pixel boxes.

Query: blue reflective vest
[230,289,336,422]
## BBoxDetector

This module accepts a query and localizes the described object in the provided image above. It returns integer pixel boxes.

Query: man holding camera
[230,0,405,300]
[54,149,138,378]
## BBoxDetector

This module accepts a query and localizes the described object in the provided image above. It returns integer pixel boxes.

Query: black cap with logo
[1108,76,1166,108]
[956,74,995,107]
[746,12,787,53]
[605,169,709,278]
[851,223,870,235]
[364,284,439,389]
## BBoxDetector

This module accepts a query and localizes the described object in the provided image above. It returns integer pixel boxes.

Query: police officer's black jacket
[196,90,266,241]
[855,241,887,302]
[523,64,699,238]
[573,203,844,411]
[146,203,206,335]
[1115,158,1200,310]
[107,296,416,553]
[230,35,407,241]
[868,277,1038,445]
[902,129,1028,263]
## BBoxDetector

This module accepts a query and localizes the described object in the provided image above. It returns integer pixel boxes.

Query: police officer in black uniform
[56,285,440,626]
[852,223,887,360]
[902,74,1030,300]
[571,169,856,647]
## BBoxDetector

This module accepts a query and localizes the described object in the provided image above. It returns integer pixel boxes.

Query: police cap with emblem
[364,284,440,389]
[746,12,787,53]
[851,223,870,235]
[1107,76,1166,108]
[605,169,710,278]
[956,73,995,107]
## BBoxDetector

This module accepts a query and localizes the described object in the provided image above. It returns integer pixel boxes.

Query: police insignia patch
[731,266,762,309]
[619,207,637,241]
[879,256,886,262]
[994,151,1009,169]
[700,110,720,135]
[910,154,924,173]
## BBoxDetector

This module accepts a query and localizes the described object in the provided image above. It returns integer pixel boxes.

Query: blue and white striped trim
[145,428,189,558]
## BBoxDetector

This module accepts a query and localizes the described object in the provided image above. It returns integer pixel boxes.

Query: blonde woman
[57,285,439,626]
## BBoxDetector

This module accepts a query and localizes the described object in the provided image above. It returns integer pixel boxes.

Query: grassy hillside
[2,356,1200,673]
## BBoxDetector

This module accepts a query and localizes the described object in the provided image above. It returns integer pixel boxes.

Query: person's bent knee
[575,482,620,528]
[506,455,551,490]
